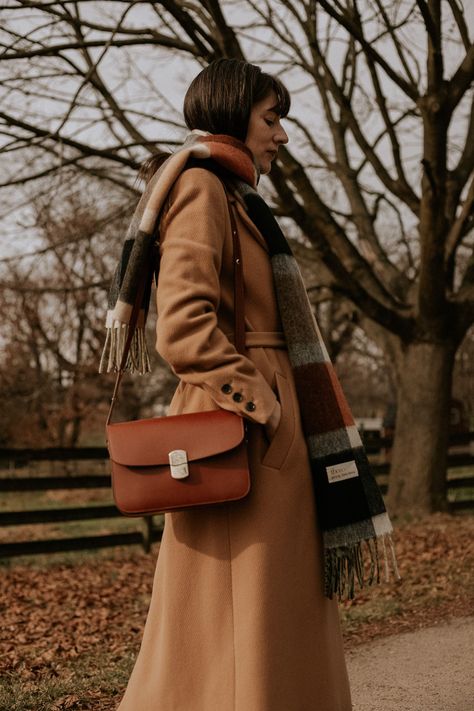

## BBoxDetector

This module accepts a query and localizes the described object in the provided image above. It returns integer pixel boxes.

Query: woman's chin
[258,160,272,175]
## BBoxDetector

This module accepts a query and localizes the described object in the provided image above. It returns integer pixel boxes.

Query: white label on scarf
[326,460,358,483]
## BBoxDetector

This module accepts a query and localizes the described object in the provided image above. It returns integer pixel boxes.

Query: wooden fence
[1,432,473,559]
[0,446,161,558]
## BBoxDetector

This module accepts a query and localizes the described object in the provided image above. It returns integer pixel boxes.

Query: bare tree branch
[351,2,418,207]
[201,0,245,58]
[373,0,418,87]
[415,1,439,51]
[447,43,474,113]
[314,0,420,101]
[445,173,474,264]
[0,37,198,60]
[0,110,139,168]
[451,94,474,193]
[446,0,471,50]
[271,148,415,335]
[305,21,420,214]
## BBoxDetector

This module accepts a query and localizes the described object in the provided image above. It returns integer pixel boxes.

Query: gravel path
[346,616,474,711]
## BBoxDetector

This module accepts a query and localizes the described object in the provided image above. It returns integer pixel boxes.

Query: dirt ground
[346,616,474,711]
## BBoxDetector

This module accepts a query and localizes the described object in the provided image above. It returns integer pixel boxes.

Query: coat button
[221,383,232,394]
[245,401,256,412]
[232,392,243,403]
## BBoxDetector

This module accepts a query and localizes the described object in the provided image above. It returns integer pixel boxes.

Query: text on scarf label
[326,460,359,483]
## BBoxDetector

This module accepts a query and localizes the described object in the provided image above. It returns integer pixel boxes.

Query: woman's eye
[265,118,275,127]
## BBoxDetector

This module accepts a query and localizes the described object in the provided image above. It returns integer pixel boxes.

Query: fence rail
[0,445,159,558]
[1,434,473,559]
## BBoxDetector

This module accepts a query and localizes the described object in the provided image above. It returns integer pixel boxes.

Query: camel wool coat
[117,167,353,711]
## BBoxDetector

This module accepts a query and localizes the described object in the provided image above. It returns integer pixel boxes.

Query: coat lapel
[227,192,269,253]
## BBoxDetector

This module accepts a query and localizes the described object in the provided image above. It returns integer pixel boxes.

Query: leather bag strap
[228,194,245,355]
[107,183,245,424]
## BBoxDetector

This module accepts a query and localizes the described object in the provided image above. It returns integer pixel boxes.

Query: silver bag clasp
[168,449,189,479]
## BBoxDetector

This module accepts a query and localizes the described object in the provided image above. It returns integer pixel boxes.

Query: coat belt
[227,331,287,348]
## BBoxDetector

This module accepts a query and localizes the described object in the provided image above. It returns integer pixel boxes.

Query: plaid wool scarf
[101,132,400,600]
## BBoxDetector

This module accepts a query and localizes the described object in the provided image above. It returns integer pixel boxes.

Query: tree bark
[387,340,456,517]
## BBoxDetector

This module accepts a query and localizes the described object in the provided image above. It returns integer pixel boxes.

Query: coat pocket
[261,371,296,470]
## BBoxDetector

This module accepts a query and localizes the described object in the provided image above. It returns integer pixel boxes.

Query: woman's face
[245,91,289,175]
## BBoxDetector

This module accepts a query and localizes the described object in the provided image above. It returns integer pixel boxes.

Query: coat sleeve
[155,167,279,425]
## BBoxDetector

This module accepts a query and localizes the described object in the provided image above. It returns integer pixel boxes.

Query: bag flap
[107,409,245,466]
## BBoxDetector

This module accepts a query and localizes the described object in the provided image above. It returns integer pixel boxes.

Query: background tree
[0,1,473,514]
[0,179,176,446]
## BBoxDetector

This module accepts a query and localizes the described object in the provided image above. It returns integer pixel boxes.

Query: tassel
[381,534,389,582]
[324,532,400,601]
[108,326,115,372]
[98,323,151,375]
[99,329,111,374]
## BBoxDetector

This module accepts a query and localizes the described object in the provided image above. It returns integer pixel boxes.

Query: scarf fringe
[99,325,151,375]
[324,533,400,601]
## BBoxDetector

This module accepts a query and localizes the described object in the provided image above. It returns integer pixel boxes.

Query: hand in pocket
[264,400,281,442]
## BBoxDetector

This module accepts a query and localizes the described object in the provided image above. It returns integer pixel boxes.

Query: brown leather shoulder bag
[106,186,250,516]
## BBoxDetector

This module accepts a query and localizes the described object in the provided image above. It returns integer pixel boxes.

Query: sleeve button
[245,401,256,412]
[221,383,233,394]
[232,392,243,403]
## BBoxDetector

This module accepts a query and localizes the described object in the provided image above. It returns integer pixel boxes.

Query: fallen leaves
[0,512,473,709]
[340,512,474,647]
[0,548,156,709]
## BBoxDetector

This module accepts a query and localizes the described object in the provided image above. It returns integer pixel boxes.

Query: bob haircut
[183,58,290,142]
[139,59,290,183]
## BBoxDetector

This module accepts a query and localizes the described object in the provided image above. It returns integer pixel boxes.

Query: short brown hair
[183,58,290,141]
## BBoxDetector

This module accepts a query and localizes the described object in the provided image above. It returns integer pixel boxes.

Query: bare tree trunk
[387,340,456,517]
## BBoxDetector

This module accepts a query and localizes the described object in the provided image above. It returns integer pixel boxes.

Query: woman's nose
[276,125,289,145]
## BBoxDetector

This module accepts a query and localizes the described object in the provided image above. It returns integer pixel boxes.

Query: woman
[108,58,388,710]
